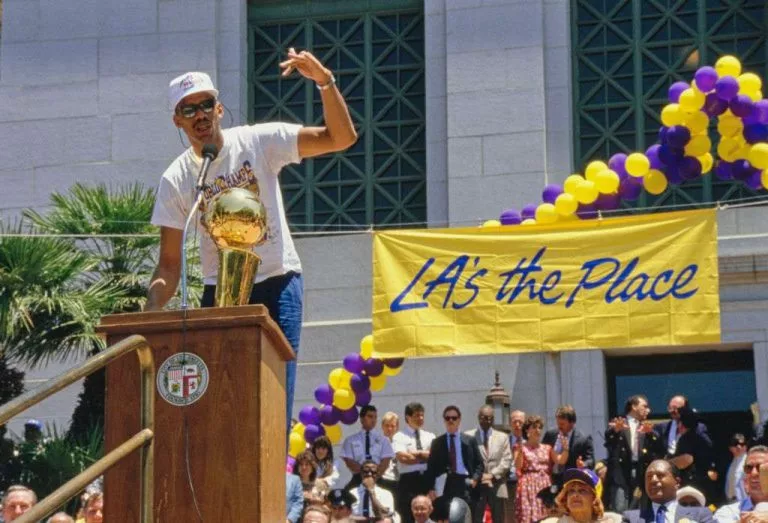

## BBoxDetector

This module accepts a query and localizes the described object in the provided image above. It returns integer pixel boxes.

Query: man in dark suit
[667,407,717,502]
[622,459,714,523]
[653,396,710,458]
[427,405,484,522]
[605,395,664,513]
[543,405,595,487]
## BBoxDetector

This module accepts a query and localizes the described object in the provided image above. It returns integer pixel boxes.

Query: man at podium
[145,50,358,427]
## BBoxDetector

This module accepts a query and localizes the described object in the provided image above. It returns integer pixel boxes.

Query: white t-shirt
[151,123,303,285]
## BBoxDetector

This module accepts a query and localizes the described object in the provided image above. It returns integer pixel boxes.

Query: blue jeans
[201,271,303,434]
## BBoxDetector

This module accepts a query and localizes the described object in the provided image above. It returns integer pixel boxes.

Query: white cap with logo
[168,72,219,111]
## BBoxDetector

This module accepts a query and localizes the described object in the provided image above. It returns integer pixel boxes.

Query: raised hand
[279,47,332,86]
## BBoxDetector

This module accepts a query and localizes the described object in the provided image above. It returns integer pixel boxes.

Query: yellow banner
[372,209,720,357]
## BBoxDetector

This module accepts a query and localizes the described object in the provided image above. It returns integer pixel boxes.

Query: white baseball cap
[168,72,219,111]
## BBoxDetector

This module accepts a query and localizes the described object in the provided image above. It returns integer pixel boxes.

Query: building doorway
[605,349,756,504]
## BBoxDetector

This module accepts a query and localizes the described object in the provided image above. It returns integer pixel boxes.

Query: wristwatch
[317,73,336,91]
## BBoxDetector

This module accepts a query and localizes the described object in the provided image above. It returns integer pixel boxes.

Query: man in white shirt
[714,446,768,523]
[146,52,357,430]
[342,405,395,489]
[349,460,399,522]
[393,402,436,523]
[411,495,437,523]
[724,433,748,503]
[622,459,713,523]
[465,405,512,523]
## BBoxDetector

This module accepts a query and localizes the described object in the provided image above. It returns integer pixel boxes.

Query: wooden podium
[97,305,294,522]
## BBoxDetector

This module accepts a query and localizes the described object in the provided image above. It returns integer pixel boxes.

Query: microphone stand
[180,190,204,310]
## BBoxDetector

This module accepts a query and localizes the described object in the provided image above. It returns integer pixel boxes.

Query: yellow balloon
[383,364,402,377]
[679,88,705,112]
[661,104,685,126]
[744,90,763,102]
[715,55,742,78]
[369,374,387,392]
[323,423,342,445]
[554,193,578,216]
[360,335,373,359]
[521,219,536,226]
[762,169,768,190]
[717,117,743,138]
[289,431,306,457]
[585,161,608,182]
[535,203,558,224]
[643,169,668,195]
[625,153,650,178]
[574,180,598,204]
[333,388,356,410]
[293,422,306,436]
[749,143,768,170]
[563,174,584,195]
[684,111,709,134]
[595,169,620,194]
[684,135,712,157]
[329,368,352,390]
[738,73,762,94]
[482,219,501,228]
[717,138,741,163]
[735,143,751,161]
[697,153,714,174]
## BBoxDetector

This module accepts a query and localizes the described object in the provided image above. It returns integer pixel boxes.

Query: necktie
[363,490,371,517]
[365,431,371,459]
[415,429,423,450]
[655,504,666,523]
[449,434,457,473]
[483,430,489,451]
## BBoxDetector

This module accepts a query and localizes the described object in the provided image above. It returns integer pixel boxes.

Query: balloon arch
[288,55,768,464]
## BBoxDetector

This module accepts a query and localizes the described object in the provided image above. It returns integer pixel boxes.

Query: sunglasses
[744,464,763,473]
[678,501,701,507]
[444,416,459,421]
[362,469,377,476]
[177,98,217,119]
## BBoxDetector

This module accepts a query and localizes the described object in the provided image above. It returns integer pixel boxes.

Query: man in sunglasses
[147,50,357,428]
[724,433,748,503]
[426,406,483,521]
[714,446,768,523]
[349,460,398,522]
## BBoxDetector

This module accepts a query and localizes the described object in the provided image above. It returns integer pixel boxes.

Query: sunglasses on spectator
[744,464,763,473]
[444,416,459,421]
[177,98,217,119]
[362,469,377,476]
[678,501,701,507]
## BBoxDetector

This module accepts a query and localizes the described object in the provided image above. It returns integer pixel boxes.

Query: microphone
[195,143,219,192]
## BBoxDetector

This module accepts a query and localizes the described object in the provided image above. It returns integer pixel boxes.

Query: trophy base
[215,248,262,307]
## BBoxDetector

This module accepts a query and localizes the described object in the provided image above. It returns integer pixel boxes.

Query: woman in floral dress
[514,415,570,523]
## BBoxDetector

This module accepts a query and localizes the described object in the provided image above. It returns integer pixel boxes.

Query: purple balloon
[363,358,384,377]
[595,192,621,211]
[339,407,359,425]
[619,177,643,201]
[665,164,683,185]
[715,161,734,180]
[299,405,320,426]
[576,203,598,220]
[658,144,683,166]
[733,160,755,181]
[744,124,768,144]
[704,92,729,116]
[304,423,325,443]
[350,373,370,393]
[499,208,522,225]
[694,66,718,92]
[730,94,754,118]
[755,100,768,125]
[287,456,296,467]
[384,357,404,368]
[343,353,365,374]
[666,126,691,148]
[746,169,764,190]
[715,76,739,101]
[315,384,334,405]
[668,81,690,103]
[608,153,628,178]
[542,184,563,205]
[646,144,664,170]
[679,156,702,180]
[521,204,537,221]
[319,405,341,426]
[658,126,670,145]
[355,389,372,407]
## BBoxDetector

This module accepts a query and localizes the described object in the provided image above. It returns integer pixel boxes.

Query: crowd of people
[0,482,102,523]
[286,395,768,523]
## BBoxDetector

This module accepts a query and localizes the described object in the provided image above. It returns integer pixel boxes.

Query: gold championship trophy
[201,186,268,306]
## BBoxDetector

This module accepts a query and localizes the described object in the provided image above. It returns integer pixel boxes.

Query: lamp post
[485,370,511,433]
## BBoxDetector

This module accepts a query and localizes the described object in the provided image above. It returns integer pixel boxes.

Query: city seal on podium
[157,352,210,406]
